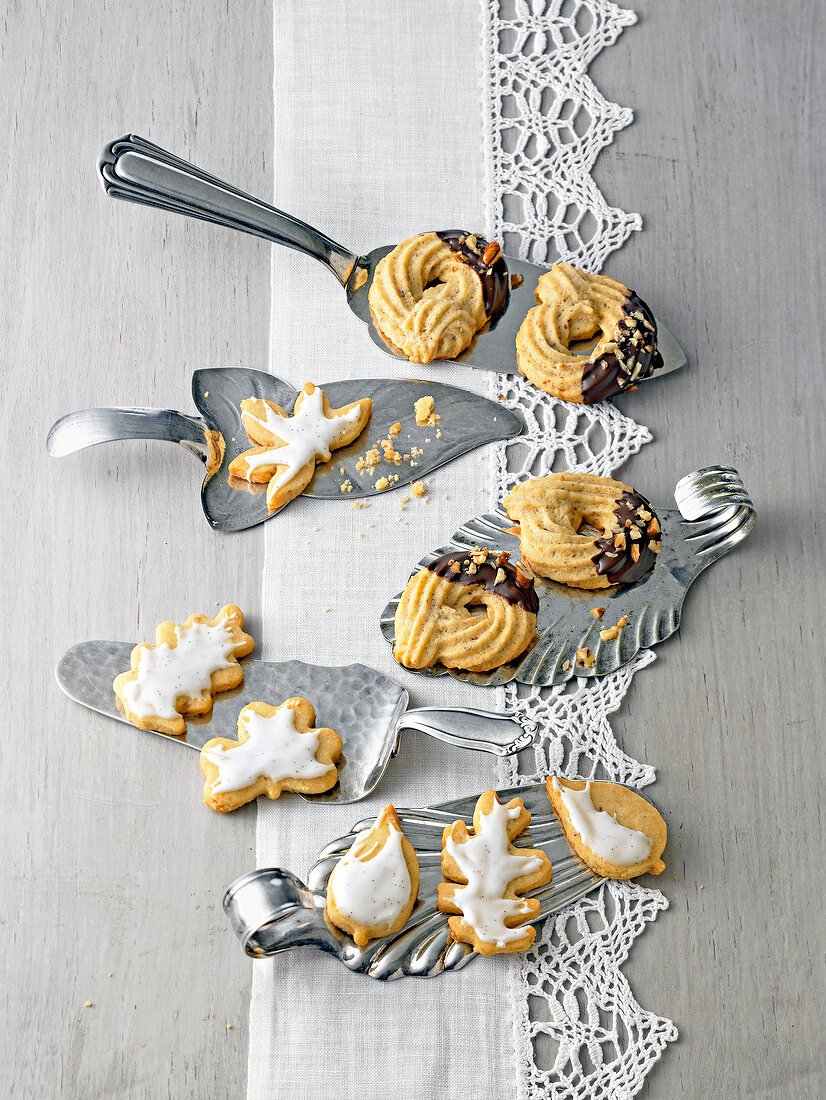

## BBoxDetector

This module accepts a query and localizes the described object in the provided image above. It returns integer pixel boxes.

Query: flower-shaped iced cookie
[200,698,342,812]
[228,382,371,513]
[437,790,553,955]
[113,605,254,735]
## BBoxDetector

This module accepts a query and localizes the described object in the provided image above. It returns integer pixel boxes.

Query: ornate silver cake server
[46,367,521,531]
[97,134,687,382]
[223,780,661,980]
[379,465,756,687]
[55,650,534,803]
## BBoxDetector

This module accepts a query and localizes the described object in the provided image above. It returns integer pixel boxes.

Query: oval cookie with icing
[326,805,419,947]
[547,777,666,880]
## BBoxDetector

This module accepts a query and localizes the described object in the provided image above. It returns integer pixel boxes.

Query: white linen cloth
[249,4,513,1098]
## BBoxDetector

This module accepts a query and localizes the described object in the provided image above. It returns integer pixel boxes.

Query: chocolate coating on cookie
[427,551,539,614]
[592,490,660,585]
[437,231,510,321]
[581,291,664,403]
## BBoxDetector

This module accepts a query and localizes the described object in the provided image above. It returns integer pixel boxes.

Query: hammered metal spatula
[56,647,535,804]
[222,780,662,980]
[46,367,521,531]
[98,135,688,380]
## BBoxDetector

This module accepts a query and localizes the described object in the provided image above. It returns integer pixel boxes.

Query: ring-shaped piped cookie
[504,473,661,590]
[515,264,663,402]
[393,548,537,672]
[369,231,509,363]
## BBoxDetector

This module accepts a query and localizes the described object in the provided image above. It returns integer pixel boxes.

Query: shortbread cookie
[326,804,419,946]
[393,548,537,672]
[200,698,342,813]
[228,382,371,513]
[113,605,254,735]
[548,777,666,879]
[504,472,661,589]
[516,264,663,403]
[369,231,509,363]
[437,791,553,955]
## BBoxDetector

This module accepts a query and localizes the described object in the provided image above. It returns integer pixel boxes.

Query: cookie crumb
[84,1001,93,1008]
[226,1023,233,1030]
[414,395,440,427]
[322,607,330,613]
[562,659,571,671]
[340,479,353,493]
[576,647,596,669]
[389,421,402,437]
[698,884,704,890]
[375,476,390,491]
[352,500,370,510]
[590,607,605,619]
[510,273,524,289]
[673,875,680,882]
[400,496,409,505]
[411,481,426,498]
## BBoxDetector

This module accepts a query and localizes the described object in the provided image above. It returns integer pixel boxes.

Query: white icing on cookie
[122,614,239,720]
[204,703,331,794]
[445,798,544,948]
[552,778,653,866]
[329,815,412,929]
[242,388,362,487]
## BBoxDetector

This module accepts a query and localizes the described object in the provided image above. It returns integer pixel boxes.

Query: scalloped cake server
[380,465,757,688]
[55,648,535,804]
[97,134,688,381]
[222,780,662,980]
[46,367,521,531]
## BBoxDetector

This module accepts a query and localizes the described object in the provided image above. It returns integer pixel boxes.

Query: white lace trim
[482,0,678,1094]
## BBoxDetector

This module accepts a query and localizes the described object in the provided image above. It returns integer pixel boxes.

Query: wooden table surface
[3,1,823,1096]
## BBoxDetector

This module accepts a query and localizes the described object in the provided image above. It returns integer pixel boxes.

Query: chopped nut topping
[613,531,627,550]
[590,607,605,619]
[467,562,478,575]
[629,524,641,540]
[448,559,460,572]
[562,659,571,671]
[494,568,506,585]
[515,561,533,587]
[576,647,596,669]
[496,551,511,568]
[469,546,489,565]
[599,617,627,642]
[651,540,662,554]
[465,234,478,251]
[631,544,640,562]
[482,241,502,266]
[647,517,661,536]
[510,273,524,289]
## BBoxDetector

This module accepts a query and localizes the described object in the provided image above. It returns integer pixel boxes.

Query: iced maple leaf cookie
[437,790,553,955]
[326,804,419,946]
[228,382,371,513]
[199,698,342,813]
[548,777,666,880]
[113,605,254,736]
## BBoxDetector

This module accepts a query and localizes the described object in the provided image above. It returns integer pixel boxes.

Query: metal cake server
[46,367,521,531]
[55,648,535,803]
[223,780,661,980]
[98,134,687,381]
[380,465,757,688]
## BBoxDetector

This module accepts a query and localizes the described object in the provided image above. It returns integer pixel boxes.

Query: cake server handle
[223,869,335,958]
[98,134,358,286]
[396,707,537,758]
[46,407,210,462]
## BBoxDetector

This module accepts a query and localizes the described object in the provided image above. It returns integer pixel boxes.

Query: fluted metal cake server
[46,367,521,531]
[55,649,535,804]
[97,134,688,382]
[380,465,757,688]
[223,780,662,980]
